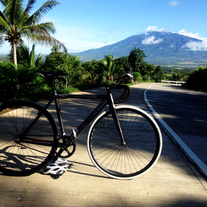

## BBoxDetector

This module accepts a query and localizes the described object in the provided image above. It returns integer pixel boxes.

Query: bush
[133,72,142,82]
[184,66,207,91]
[0,61,51,103]
[0,62,17,102]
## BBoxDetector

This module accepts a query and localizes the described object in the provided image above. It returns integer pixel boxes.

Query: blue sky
[1,0,207,54]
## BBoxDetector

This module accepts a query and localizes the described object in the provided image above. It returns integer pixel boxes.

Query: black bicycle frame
[22,81,125,152]
[56,93,108,138]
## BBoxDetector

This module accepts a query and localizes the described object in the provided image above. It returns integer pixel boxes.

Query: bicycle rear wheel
[0,101,57,176]
[87,105,162,179]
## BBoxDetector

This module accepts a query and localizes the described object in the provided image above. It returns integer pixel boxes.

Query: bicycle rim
[87,106,162,179]
[0,101,57,176]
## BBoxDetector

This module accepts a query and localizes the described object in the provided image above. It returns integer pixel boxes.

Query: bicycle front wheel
[0,101,57,176]
[87,105,162,179]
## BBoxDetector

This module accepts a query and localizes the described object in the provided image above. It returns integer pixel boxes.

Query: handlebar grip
[111,85,131,104]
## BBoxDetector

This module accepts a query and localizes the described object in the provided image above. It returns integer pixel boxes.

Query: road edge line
[144,85,207,178]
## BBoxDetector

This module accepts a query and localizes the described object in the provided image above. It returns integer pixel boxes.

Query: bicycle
[0,71,162,179]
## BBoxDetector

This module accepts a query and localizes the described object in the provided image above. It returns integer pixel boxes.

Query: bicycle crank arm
[55,139,76,159]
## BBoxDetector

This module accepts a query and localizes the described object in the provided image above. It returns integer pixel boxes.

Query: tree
[102,54,117,82]
[42,46,83,87]
[114,56,130,74]
[43,46,66,72]
[10,43,42,67]
[153,65,165,82]
[171,71,182,81]
[0,0,66,66]
[146,64,156,76]
[59,54,83,87]
[83,60,105,84]
[128,47,147,76]
[185,66,207,91]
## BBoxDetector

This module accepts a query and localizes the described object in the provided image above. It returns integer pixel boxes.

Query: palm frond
[28,34,67,53]
[17,43,30,62]
[35,53,42,66]
[29,44,35,66]
[26,0,59,24]
[34,22,56,34]
[21,22,56,36]
[0,13,10,32]
[4,0,24,25]
[0,0,7,7]
[19,0,36,24]
[23,0,36,14]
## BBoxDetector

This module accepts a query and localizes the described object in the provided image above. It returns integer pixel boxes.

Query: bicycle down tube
[57,87,125,143]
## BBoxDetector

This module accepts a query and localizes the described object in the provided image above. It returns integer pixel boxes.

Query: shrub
[184,66,207,91]
[0,62,17,102]
[133,72,142,82]
[0,61,51,103]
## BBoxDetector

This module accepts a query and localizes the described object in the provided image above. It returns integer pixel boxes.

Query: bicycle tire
[0,100,57,176]
[87,105,162,179]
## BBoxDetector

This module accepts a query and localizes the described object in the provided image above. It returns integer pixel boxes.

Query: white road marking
[144,84,207,178]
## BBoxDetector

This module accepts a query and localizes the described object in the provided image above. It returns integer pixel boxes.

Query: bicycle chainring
[60,139,76,158]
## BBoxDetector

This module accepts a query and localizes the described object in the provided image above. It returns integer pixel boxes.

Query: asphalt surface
[145,84,207,174]
[0,83,207,207]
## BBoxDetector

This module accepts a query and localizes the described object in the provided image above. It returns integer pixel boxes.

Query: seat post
[50,79,58,95]
[49,78,66,136]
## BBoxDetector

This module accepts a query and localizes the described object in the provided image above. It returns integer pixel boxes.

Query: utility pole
[189,59,191,73]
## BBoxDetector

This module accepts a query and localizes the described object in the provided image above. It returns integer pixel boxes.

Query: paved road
[145,84,207,175]
[0,83,207,207]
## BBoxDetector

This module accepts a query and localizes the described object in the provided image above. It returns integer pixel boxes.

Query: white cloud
[183,41,207,51]
[142,36,163,45]
[170,1,179,6]
[178,29,202,40]
[145,26,166,33]
[179,30,207,51]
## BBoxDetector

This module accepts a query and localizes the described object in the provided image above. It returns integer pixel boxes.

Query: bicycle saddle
[37,70,69,78]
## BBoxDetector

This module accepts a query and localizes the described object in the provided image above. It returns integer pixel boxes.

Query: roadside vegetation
[0,43,206,104]
[0,1,206,104]
[183,66,207,91]
[0,46,166,103]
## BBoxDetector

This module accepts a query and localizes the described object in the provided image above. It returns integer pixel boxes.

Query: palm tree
[0,0,66,66]
[58,54,83,87]
[102,54,116,82]
[11,43,42,67]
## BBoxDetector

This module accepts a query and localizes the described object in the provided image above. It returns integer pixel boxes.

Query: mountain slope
[72,31,207,67]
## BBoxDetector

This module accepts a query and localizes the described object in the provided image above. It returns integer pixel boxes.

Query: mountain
[72,31,207,68]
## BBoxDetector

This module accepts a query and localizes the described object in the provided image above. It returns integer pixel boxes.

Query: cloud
[170,1,179,6]
[183,41,207,51]
[178,30,202,40]
[145,26,166,33]
[178,30,207,50]
[179,30,207,51]
[97,26,124,43]
[142,36,163,45]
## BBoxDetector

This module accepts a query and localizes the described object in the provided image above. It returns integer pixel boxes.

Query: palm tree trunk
[13,42,18,67]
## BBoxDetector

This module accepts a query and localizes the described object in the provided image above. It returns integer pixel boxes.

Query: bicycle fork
[107,89,127,146]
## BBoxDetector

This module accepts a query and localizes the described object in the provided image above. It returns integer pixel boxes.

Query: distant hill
[72,31,207,68]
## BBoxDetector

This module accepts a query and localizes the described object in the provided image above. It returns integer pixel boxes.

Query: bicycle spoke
[88,106,162,179]
[0,101,57,176]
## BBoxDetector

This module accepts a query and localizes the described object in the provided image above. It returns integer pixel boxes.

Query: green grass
[57,87,80,94]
